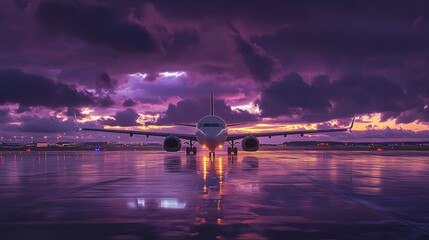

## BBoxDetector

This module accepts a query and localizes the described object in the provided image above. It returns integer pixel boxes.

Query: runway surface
[1,150,429,239]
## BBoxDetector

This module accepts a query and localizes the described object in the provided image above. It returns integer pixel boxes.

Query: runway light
[202,145,206,149]
[218,145,222,148]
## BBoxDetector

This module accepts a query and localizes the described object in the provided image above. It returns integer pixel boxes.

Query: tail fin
[210,91,214,115]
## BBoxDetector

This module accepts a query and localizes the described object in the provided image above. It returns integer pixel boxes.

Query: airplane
[80,92,356,157]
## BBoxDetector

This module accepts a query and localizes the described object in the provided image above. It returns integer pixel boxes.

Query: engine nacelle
[163,136,182,152]
[241,136,259,151]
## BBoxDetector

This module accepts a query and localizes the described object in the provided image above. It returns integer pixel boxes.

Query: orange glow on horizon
[228,113,428,133]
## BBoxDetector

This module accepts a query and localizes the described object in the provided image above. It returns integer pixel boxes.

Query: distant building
[36,142,48,148]
[81,142,108,148]
[56,142,77,147]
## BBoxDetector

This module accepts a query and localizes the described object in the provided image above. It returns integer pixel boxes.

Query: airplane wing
[226,115,356,141]
[80,127,197,141]
[227,122,248,127]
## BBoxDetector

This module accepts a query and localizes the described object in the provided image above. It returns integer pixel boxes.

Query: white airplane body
[81,92,355,156]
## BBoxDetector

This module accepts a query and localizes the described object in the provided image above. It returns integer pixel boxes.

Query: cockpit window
[202,123,221,127]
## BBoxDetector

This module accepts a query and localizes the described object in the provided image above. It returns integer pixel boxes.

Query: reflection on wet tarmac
[1,150,429,239]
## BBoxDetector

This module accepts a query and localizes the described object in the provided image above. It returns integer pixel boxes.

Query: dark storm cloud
[0,68,94,108]
[407,78,429,98]
[0,108,11,123]
[231,24,280,83]
[14,0,29,10]
[58,68,118,92]
[98,95,116,108]
[198,64,229,75]
[326,75,421,119]
[36,1,158,53]
[258,72,424,123]
[65,107,83,118]
[252,20,429,67]
[97,71,118,92]
[395,108,429,124]
[123,99,137,107]
[164,28,200,56]
[258,73,331,118]
[16,105,31,114]
[157,98,258,124]
[101,108,139,127]
[246,1,429,71]
[6,116,75,133]
[147,0,321,22]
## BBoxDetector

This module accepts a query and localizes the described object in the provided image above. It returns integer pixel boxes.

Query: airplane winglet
[348,114,356,132]
[74,113,82,132]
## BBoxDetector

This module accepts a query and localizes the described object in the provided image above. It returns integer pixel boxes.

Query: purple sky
[0,0,428,143]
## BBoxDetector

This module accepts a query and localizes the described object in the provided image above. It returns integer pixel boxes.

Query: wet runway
[1,150,429,239]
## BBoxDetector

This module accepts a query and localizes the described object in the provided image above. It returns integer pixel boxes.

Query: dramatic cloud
[122,73,256,107]
[58,68,118,92]
[164,28,200,56]
[0,68,94,109]
[157,98,258,124]
[0,108,11,123]
[231,24,280,83]
[258,73,331,119]
[258,72,424,123]
[6,116,75,133]
[101,108,140,127]
[14,0,29,10]
[123,99,137,107]
[0,0,428,141]
[98,95,116,108]
[36,1,158,53]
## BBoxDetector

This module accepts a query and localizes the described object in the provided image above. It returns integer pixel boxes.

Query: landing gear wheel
[186,147,191,155]
[233,147,238,155]
[227,147,232,155]
[192,147,197,155]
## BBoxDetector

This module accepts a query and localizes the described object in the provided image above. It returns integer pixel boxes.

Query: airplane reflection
[127,198,187,209]
[128,155,259,223]
[242,156,259,171]
[164,155,182,173]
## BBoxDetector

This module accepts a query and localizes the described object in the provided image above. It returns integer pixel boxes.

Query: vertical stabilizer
[210,91,214,115]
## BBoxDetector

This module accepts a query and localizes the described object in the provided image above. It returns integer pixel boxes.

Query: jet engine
[241,136,259,151]
[163,136,182,152]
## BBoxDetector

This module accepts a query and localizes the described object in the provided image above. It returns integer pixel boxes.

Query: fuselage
[195,115,228,152]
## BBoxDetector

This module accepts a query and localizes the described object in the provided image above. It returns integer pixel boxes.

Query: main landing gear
[227,147,238,155]
[227,140,238,155]
[185,140,197,155]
